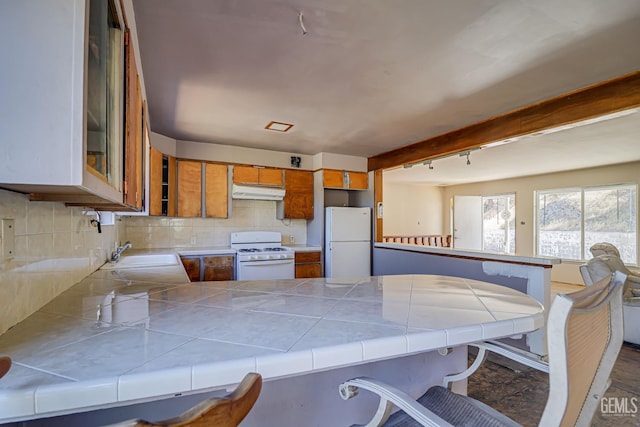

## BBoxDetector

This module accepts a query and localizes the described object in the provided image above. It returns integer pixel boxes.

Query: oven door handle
[241,260,294,267]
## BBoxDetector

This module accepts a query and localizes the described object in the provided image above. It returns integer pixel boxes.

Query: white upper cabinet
[0,0,140,209]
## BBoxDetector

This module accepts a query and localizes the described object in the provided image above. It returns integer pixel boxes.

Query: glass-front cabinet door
[86,0,123,191]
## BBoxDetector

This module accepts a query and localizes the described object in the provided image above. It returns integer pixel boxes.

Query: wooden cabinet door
[149,147,163,216]
[205,163,228,218]
[295,263,322,278]
[348,171,368,189]
[178,160,202,217]
[323,169,345,188]
[203,256,235,281]
[294,251,322,278]
[167,155,177,217]
[123,29,144,210]
[282,170,314,219]
[233,166,260,185]
[234,166,283,187]
[180,257,201,282]
[259,168,283,186]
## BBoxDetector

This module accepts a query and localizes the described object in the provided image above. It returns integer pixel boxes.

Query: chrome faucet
[110,241,132,263]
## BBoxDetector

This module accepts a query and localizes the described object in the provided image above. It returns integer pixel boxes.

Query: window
[536,185,637,263]
[483,194,515,253]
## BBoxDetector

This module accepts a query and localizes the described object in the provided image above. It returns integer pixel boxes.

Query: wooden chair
[339,271,626,426]
[0,356,11,380]
[110,373,261,427]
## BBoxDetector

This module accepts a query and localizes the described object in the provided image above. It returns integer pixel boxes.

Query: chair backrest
[538,271,625,427]
[589,242,621,258]
[110,372,262,427]
[580,254,639,289]
[0,356,11,380]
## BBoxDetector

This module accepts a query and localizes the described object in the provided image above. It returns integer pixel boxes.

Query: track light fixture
[461,151,471,165]
[402,148,479,169]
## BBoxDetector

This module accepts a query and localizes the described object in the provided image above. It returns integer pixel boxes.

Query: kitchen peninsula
[373,242,561,356]
[0,254,543,426]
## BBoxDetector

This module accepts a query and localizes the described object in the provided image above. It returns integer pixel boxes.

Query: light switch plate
[2,218,15,259]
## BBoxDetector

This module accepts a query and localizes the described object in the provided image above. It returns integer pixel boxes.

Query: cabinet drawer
[203,256,235,267]
[295,251,321,263]
[295,263,322,278]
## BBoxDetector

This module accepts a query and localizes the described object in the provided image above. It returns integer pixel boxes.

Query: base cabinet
[203,256,234,281]
[180,255,235,282]
[294,251,323,278]
[180,257,201,282]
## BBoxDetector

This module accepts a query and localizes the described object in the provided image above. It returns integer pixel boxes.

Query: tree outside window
[536,185,637,263]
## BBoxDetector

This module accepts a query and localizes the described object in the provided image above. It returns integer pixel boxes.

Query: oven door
[237,259,295,281]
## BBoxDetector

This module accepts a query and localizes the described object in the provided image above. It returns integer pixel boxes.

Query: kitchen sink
[100,253,180,270]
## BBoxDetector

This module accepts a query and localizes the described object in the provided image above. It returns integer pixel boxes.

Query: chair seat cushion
[383,386,521,427]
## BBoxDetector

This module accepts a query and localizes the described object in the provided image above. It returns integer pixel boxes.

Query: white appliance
[325,207,371,278]
[231,184,285,201]
[231,231,295,280]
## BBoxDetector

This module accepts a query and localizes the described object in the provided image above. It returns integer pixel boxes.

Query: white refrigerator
[325,207,371,278]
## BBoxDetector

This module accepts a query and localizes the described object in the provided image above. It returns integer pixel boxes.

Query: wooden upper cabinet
[167,156,177,216]
[149,147,163,216]
[123,30,144,210]
[205,163,228,218]
[322,169,368,190]
[322,170,345,188]
[233,166,283,187]
[149,147,176,216]
[347,171,368,189]
[177,160,202,217]
[233,166,259,185]
[177,161,228,218]
[279,170,314,219]
[258,168,284,186]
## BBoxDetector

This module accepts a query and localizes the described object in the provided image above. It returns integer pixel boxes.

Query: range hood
[231,184,286,201]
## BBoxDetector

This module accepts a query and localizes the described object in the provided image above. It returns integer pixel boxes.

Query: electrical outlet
[190,235,197,245]
[2,218,15,259]
[289,235,295,244]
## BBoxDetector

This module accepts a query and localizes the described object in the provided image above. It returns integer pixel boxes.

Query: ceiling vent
[265,121,293,132]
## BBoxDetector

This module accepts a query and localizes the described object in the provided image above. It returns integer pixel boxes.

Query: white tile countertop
[286,245,322,252]
[0,266,544,423]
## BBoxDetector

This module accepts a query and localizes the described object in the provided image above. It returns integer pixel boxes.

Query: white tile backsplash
[123,199,307,249]
[0,189,122,335]
[0,195,306,335]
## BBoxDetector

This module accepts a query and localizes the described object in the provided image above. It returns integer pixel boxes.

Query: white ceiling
[132,0,640,184]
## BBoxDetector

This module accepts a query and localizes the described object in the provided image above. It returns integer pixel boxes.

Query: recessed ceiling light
[265,121,294,132]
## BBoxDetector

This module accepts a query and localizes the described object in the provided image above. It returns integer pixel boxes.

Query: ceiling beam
[368,70,640,171]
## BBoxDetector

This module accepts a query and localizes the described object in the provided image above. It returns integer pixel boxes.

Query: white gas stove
[231,231,295,280]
